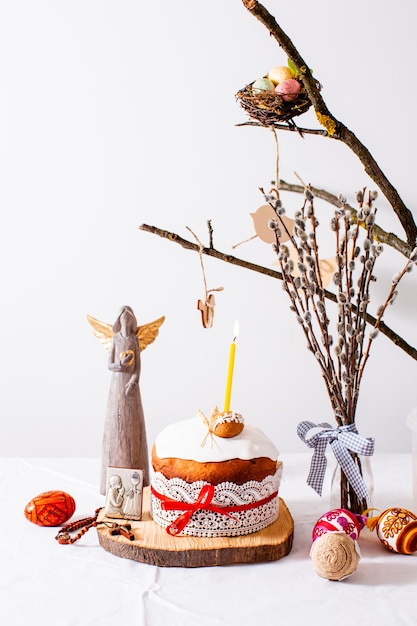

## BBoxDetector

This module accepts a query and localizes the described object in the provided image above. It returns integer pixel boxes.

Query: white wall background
[1,0,416,458]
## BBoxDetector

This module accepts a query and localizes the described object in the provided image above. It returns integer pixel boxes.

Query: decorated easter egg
[274,78,301,102]
[24,490,76,526]
[267,65,294,85]
[367,507,417,554]
[252,78,275,94]
[312,508,366,542]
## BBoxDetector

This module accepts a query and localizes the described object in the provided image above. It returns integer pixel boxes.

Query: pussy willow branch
[279,179,412,259]
[356,254,414,396]
[241,0,417,247]
[139,223,417,361]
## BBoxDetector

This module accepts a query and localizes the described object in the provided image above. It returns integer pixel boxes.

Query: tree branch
[139,223,281,279]
[236,120,329,137]
[139,223,417,361]
[241,0,417,247]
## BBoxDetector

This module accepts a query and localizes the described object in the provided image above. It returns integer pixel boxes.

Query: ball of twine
[310,532,361,581]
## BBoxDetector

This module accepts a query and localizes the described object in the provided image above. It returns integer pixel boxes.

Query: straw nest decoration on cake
[235,81,311,124]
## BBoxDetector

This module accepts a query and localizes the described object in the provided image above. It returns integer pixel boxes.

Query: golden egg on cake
[209,408,244,438]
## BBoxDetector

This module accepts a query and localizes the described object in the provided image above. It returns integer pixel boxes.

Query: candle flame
[233,320,239,342]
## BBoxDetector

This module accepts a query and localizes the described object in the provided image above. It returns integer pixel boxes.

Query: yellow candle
[223,321,239,412]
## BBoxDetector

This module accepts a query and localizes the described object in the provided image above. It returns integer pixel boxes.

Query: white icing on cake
[154,416,279,462]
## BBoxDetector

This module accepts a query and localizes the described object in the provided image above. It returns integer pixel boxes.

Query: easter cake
[150,410,283,537]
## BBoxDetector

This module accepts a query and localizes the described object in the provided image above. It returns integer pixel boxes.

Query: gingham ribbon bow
[297,421,375,500]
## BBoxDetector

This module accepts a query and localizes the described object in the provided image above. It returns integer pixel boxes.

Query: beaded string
[55,509,135,544]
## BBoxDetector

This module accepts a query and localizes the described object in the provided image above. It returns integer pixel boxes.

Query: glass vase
[330,453,374,515]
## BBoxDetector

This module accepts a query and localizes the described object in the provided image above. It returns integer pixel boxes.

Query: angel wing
[87,313,165,352]
[86,314,114,351]
[137,316,165,351]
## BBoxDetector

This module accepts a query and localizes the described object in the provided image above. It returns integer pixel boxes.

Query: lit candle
[223,321,239,413]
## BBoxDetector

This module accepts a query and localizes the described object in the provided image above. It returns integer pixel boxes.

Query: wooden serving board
[96,487,294,567]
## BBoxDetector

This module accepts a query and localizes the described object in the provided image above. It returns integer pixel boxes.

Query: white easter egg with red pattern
[312,508,365,542]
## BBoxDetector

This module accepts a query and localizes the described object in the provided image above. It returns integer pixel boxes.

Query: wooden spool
[96,487,294,567]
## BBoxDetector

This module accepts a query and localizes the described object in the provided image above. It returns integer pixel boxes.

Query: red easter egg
[24,490,76,526]
[312,508,365,542]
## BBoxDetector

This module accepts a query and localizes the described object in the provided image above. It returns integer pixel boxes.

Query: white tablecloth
[1,454,416,626]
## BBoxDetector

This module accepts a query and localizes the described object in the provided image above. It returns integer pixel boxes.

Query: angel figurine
[87,306,165,494]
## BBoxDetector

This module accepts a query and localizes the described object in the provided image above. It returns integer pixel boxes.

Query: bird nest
[236,79,317,125]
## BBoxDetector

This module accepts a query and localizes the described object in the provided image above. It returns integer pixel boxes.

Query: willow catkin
[310,532,360,581]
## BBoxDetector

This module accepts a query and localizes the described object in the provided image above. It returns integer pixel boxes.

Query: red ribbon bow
[152,484,278,536]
